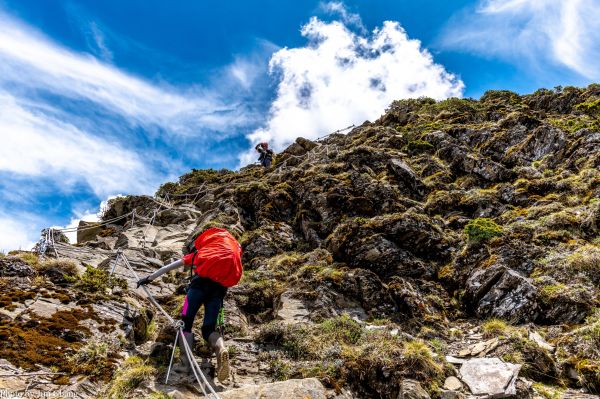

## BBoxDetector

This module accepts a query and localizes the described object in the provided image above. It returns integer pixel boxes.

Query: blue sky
[1,0,599,251]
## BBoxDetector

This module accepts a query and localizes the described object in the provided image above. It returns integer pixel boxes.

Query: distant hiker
[137,227,243,382]
[255,142,274,167]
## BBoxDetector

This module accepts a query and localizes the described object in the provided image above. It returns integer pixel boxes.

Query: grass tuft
[106,356,155,399]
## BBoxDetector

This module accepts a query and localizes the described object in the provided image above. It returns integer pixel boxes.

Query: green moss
[533,382,564,399]
[0,289,36,310]
[575,98,600,117]
[0,307,102,375]
[404,140,434,155]
[464,218,504,242]
[539,284,567,301]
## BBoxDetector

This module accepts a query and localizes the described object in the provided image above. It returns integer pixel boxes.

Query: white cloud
[88,21,113,62]
[0,212,40,252]
[241,16,464,165]
[319,2,366,33]
[0,11,251,135]
[440,0,600,79]
[0,92,153,197]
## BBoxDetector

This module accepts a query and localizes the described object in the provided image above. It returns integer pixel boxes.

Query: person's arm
[137,259,184,287]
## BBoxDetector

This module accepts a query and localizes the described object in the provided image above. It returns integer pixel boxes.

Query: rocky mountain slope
[1,85,599,398]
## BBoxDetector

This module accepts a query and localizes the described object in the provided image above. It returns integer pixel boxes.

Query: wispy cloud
[440,0,600,79]
[241,14,464,165]
[0,91,153,197]
[0,7,270,251]
[0,10,252,136]
[319,1,366,33]
[87,21,113,62]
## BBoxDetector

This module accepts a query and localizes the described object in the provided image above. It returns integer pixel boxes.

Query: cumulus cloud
[241,15,464,165]
[440,0,600,79]
[0,11,252,136]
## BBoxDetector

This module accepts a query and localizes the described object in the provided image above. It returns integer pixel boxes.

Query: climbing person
[255,142,274,167]
[136,227,243,382]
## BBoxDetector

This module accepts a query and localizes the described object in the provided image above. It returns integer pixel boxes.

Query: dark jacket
[256,145,274,167]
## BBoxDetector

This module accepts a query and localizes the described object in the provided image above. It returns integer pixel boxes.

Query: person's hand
[136,276,152,288]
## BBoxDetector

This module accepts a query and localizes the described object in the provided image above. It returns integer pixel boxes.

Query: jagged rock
[242,222,298,263]
[466,265,539,323]
[218,378,327,399]
[387,158,427,199]
[459,358,520,397]
[388,277,452,321]
[0,257,35,277]
[398,379,431,399]
[281,137,319,160]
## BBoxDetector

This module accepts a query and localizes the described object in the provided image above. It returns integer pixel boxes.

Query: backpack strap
[189,249,198,279]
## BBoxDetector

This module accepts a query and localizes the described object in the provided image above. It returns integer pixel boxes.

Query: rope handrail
[111,253,220,398]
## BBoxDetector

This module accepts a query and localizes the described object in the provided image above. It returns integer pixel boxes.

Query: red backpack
[182,228,243,287]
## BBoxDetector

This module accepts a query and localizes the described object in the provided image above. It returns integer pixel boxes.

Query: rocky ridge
[1,85,599,398]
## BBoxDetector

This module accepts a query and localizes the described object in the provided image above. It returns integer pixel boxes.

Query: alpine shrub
[464,218,503,242]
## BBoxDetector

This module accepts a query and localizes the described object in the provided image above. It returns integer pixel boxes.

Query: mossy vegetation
[464,218,503,242]
[0,306,104,374]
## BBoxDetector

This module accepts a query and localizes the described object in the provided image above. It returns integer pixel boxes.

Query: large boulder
[459,358,521,397]
[465,265,539,323]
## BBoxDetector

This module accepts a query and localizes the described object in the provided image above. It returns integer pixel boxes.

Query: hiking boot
[173,331,194,375]
[208,332,229,383]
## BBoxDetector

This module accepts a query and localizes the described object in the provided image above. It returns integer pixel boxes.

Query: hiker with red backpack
[136,227,242,382]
